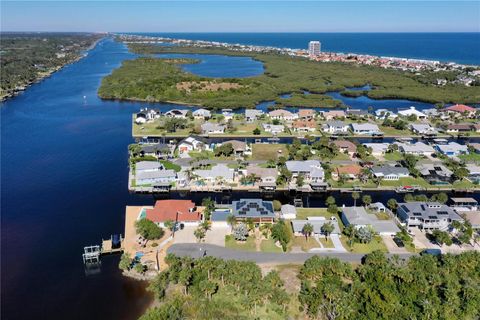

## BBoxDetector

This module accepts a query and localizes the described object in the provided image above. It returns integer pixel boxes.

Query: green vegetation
[224,235,256,251]
[159,160,181,172]
[142,251,480,319]
[251,143,288,160]
[135,219,165,243]
[260,239,283,253]
[99,43,480,109]
[1,33,103,100]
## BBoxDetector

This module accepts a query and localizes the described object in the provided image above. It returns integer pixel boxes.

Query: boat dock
[82,235,124,264]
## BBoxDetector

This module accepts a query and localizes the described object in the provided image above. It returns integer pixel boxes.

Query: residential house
[192,108,211,120]
[435,142,469,157]
[341,206,400,235]
[445,124,473,133]
[362,143,389,156]
[468,143,480,154]
[371,165,410,180]
[442,104,477,118]
[221,109,234,121]
[351,123,381,135]
[231,199,275,224]
[466,163,480,184]
[177,136,210,155]
[286,160,324,182]
[418,163,453,184]
[245,165,278,186]
[245,109,264,122]
[298,109,315,120]
[135,108,159,124]
[333,164,362,180]
[269,109,297,121]
[262,123,285,135]
[280,204,297,219]
[291,218,341,236]
[322,110,345,120]
[396,142,435,156]
[194,164,234,183]
[410,123,437,135]
[144,200,201,227]
[450,198,478,212]
[136,161,163,173]
[220,140,248,156]
[321,120,349,134]
[375,109,398,120]
[140,143,170,159]
[136,169,177,186]
[396,202,463,231]
[164,109,188,119]
[292,119,316,132]
[332,140,357,156]
[398,106,427,119]
[201,122,226,134]
[346,109,368,118]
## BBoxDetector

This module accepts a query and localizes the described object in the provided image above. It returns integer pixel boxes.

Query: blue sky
[1,1,479,32]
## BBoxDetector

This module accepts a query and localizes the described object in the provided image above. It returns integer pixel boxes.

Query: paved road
[167,243,415,264]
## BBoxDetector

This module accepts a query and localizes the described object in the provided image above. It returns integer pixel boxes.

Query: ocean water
[1,36,479,320]
[133,32,480,65]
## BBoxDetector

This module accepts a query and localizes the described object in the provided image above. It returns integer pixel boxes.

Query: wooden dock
[101,238,124,254]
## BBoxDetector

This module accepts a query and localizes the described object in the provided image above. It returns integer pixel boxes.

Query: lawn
[160,160,181,172]
[251,143,288,160]
[331,152,351,161]
[379,126,414,137]
[291,237,320,252]
[225,235,257,251]
[340,236,388,253]
[459,153,480,163]
[295,208,337,220]
[260,239,283,253]
[379,177,431,188]
[318,237,334,248]
[328,179,378,188]
[383,151,404,162]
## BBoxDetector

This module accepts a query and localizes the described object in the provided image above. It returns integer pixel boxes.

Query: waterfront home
[350,123,381,135]
[463,212,480,230]
[472,124,480,133]
[164,109,189,119]
[362,143,389,156]
[418,163,453,184]
[332,140,357,156]
[291,218,341,236]
[135,161,163,173]
[269,109,297,121]
[135,108,160,124]
[374,109,398,120]
[396,202,463,231]
[321,120,349,134]
[177,136,210,155]
[298,109,315,120]
[231,199,275,224]
[445,123,473,133]
[262,123,285,135]
[194,164,234,183]
[245,109,264,122]
[341,206,400,236]
[371,165,410,180]
[398,106,427,119]
[346,109,368,118]
[145,200,201,227]
[280,204,297,219]
[221,109,234,121]
[410,123,437,135]
[442,104,477,118]
[136,169,177,186]
[201,122,226,134]
[192,108,211,120]
[321,110,345,120]
[286,160,324,182]
[450,197,478,212]
[292,119,316,132]
[245,164,278,185]
[435,142,468,157]
[423,108,449,120]
[468,143,480,154]
[135,112,147,124]
[396,142,435,156]
[466,163,480,184]
[140,143,170,159]
[333,164,362,180]
[220,140,248,156]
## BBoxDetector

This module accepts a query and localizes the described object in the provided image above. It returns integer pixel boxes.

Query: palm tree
[320,222,335,240]
[226,214,236,231]
[352,192,360,207]
[302,223,314,241]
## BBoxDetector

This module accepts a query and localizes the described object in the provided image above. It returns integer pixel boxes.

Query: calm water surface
[1,37,479,320]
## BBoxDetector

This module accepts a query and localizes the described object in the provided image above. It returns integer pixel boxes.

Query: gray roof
[397,142,435,154]
[436,142,468,154]
[141,143,170,153]
[286,160,322,173]
[245,109,263,118]
[232,199,275,218]
[346,109,368,116]
[411,123,436,132]
[192,108,211,117]
[136,161,163,171]
[211,207,233,222]
[371,165,409,177]
[325,120,347,128]
[418,163,453,177]
[341,206,400,234]
[397,202,463,222]
[195,164,234,181]
[351,123,380,131]
[136,169,176,180]
[291,219,341,235]
[281,204,297,216]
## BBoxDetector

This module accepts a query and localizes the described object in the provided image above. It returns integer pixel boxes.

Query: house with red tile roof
[298,109,316,120]
[145,200,202,226]
[332,140,357,156]
[443,104,477,118]
[292,119,316,132]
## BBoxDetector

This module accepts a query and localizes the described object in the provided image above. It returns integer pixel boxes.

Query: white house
[322,120,349,134]
[371,165,410,180]
[269,109,298,121]
[201,122,226,134]
[362,143,389,156]
[164,109,189,118]
[245,109,264,122]
[177,136,210,155]
[435,142,469,157]
[286,160,324,182]
[375,109,398,120]
[192,108,211,119]
[396,142,435,156]
[280,204,297,220]
[410,123,437,135]
[398,106,427,120]
[262,123,284,134]
[350,123,381,135]
[194,164,234,183]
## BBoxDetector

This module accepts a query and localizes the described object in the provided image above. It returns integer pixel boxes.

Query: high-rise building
[308,41,321,56]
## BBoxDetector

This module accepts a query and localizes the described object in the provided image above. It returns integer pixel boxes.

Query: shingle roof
[232,199,275,218]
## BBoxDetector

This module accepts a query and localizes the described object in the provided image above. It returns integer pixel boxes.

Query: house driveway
[205,225,230,246]
[410,228,440,250]
[381,235,409,254]
[173,225,197,244]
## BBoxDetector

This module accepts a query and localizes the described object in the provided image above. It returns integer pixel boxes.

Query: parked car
[393,237,405,248]
[420,249,442,256]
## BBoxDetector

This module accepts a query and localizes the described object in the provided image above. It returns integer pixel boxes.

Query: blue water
[1,36,479,320]
[134,32,480,65]
[157,53,264,78]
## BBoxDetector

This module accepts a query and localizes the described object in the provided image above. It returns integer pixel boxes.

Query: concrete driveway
[410,228,440,250]
[173,225,197,244]
[205,226,230,246]
[381,235,409,254]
